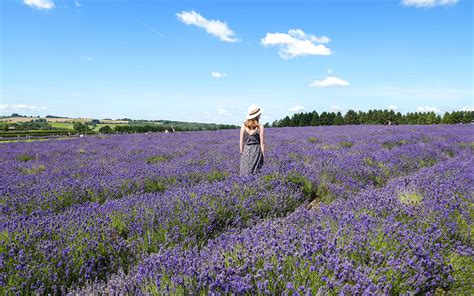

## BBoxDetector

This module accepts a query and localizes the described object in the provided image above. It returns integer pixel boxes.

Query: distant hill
[0,114,238,135]
[0,116,128,124]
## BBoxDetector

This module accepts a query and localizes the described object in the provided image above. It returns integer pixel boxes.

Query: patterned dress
[240,127,264,175]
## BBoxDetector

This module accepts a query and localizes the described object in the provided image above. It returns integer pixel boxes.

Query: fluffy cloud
[387,105,399,111]
[0,104,47,112]
[176,11,238,42]
[23,0,55,10]
[211,72,227,78]
[261,29,331,59]
[416,106,443,114]
[288,105,305,112]
[309,76,350,88]
[401,0,457,7]
[460,106,474,112]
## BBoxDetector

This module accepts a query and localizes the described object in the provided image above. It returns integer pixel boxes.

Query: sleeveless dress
[240,127,264,175]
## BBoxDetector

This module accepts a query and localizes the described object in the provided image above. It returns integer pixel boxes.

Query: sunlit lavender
[1,125,473,295]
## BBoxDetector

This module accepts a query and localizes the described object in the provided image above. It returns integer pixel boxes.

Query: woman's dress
[240,128,264,175]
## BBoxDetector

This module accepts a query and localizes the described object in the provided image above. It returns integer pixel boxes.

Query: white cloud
[24,0,55,10]
[176,10,238,42]
[0,104,47,112]
[401,0,457,7]
[416,106,443,114]
[287,29,330,43]
[261,28,331,59]
[387,105,398,111]
[439,0,458,5]
[330,105,344,113]
[460,106,474,111]
[211,72,227,78]
[288,105,305,112]
[309,76,350,88]
[439,0,458,4]
[75,0,81,7]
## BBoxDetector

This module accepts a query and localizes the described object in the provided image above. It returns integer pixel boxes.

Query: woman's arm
[259,125,265,157]
[240,125,245,155]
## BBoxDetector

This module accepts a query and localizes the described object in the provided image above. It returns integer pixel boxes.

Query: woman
[240,105,265,175]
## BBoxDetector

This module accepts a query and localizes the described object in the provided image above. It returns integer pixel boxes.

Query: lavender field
[1,125,473,295]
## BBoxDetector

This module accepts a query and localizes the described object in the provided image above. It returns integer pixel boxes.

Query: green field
[49,122,74,129]
[49,122,128,131]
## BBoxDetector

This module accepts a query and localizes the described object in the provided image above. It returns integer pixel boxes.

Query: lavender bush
[1,125,472,294]
[108,157,472,295]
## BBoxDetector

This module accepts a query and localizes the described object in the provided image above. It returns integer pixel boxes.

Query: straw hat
[246,105,263,120]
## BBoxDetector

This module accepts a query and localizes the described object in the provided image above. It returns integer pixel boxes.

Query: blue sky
[1,0,472,124]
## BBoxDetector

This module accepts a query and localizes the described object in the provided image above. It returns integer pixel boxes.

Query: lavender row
[1,125,472,294]
[2,125,470,217]
[1,174,310,294]
[97,156,473,295]
[1,132,239,216]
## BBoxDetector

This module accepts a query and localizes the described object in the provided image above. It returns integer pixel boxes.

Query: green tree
[334,112,345,125]
[425,112,438,124]
[0,123,9,131]
[90,119,101,126]
[99,125,113,133]
[344,110,359,124]
[297,112,309,126]
[310,111,320,126]
[327,112,336,125]
[73,122,90,132]
[281,116,291,127]
[319,112,329,125]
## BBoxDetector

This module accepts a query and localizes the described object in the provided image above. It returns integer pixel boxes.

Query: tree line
[271,109,473,127]
[111,124,237,133]
[76,122,238,133]
[0,119,54,131]
[0,118,238,133]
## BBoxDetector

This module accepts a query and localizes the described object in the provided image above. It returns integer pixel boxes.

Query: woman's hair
[244,116,260,130]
